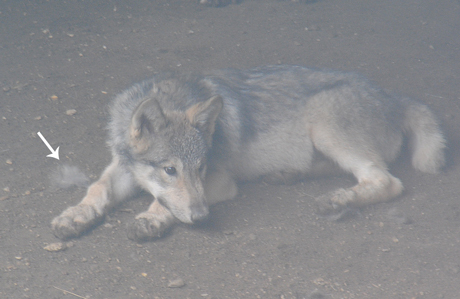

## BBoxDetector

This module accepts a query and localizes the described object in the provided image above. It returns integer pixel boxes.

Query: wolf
[51,65,446,242]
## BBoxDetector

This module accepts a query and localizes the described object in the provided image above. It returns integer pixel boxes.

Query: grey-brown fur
[51,65,446,242]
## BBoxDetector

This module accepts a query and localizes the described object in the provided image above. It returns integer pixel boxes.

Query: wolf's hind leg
[51,157,136,239]
[316,160,404,215]
[127,200,175,242]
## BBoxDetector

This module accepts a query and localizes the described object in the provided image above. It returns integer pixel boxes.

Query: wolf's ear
[186,95,223,141]
[130,98,167,152]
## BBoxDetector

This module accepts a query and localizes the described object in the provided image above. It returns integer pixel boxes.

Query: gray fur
[51,65,446,242]
[50,164,90,189]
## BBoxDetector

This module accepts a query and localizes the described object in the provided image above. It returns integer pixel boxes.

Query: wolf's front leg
[127,200,176,242]
[51,157,136,240]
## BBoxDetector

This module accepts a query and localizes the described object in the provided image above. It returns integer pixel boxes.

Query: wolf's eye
[164,166,176,175]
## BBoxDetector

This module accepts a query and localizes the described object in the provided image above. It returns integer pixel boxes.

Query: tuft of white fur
[404,103,446,174]
[50,164,90,189]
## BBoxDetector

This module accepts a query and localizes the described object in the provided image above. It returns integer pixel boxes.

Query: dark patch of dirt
[1,0,460,298]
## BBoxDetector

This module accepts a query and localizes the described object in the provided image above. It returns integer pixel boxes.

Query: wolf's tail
[403,100,446,173]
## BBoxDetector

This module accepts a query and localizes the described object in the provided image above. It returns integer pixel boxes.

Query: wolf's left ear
[186,95,223,142]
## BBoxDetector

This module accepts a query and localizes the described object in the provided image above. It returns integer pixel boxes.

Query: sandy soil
[1,0,460,298]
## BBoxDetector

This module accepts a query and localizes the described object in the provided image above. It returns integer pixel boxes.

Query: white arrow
[37,131,60,160]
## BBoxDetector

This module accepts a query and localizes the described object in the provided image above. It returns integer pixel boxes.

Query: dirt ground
[1,0,460,298]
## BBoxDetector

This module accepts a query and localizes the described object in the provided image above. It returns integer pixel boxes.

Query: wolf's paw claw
[127,217,168,242]
[51,205,101,240]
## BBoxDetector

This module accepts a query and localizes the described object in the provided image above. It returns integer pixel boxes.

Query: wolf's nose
[191,204,209,222]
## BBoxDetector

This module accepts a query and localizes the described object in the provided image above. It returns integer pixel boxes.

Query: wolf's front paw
[51,205,101,240]
[315,188,356,220]
[127,213,173,242]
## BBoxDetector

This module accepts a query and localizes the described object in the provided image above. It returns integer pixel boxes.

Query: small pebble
[66,109,77,116]
[6,159,12,165]
[44,242,68,252]
[50,95,58,101]
[167,278,185,288]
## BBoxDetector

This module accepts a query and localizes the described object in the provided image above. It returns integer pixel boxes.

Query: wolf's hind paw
[51,204,101,240]
[127,216,170,242]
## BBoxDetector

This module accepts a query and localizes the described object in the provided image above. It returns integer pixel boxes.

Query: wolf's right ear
[130,98,167,152]
[186,95,223,145]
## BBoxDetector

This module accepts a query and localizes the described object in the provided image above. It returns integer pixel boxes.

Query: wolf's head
[128,95,223,224]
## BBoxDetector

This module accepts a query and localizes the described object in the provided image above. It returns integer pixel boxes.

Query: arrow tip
[46,146,60,160]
